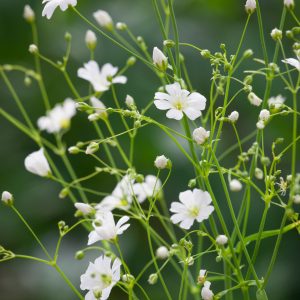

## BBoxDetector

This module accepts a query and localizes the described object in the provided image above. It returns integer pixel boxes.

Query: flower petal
[166,108,183,120]
[154,100,172,110]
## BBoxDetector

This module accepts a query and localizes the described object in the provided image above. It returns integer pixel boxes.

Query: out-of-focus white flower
[78,60,127,92]
[37,98,76,133]
[153,47,168,72]
[245,0,256,14]
[85,30,97,50]
[294,194,300,204]
[282,51,300,71]
[23,5,35,22]
[284,0,295,9]
[248,92,262,106]
[228,111,239,122]
[89,97,107,120]
[85,142,99,155]
[256,120,265,129]
[170,189,214,230]
[93,10,113,31]
[193,127,210,145]
[201,281,214,300]
[271,28,282,41]
[148,273,158,285]
[116,22,127,31]
[255,168,264,180]
[80,255,121,300]
[259,109,270,121]
[154,155,169,169]
[74,203,94,215]
[229,179,243,192]
[24,148,51,177]
[198,269,207,284]
[216,235,228,246]
[88,211,130,245]
[1,191,13,206]
[29,44,38,54]
[96,175,135,212]
[133,175,162,203]
[42,0,77,19]
[154,82,206,121]
[156,246,169,259]
[268,95,285,111]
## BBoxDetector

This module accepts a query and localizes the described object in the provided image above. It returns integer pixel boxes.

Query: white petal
[165,82,181,95]
[87,231,101,245]
[112,75,127,84]
[183,107,202,120]
[282,58,300,71]
[154,100,172,110]
[179,217,194,229]
[166,108,183,120]
[154,92,170,101]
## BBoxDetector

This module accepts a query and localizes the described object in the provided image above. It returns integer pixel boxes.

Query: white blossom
[153,47,168,71]
[170,189,214,230]
[284,0,295,9]
[229,179,243,192]
[88,211,130,245]
[93,10,113,30]
[29,44,38,54]
[228,111,239,122]
[42,0,77,19]
[156,246,169,259]
[193,127,210,145]
[24,148,51,177]
[271,28,282,41]
[198,269,207,284]
[85,30,97,50]
[259,109,270,121]
[37,98,76,133]
[268,95,285,111]
[154,82,206,121]
[216,235,228,246]
[75,203,94,215]
[256,120,265,129]
[154,155,169,169]
[80,255,121,300]
[1,191,13,205]
[282,52,300,71]
[133,175,162,203]
[201,281,214,300]
[78,60,127,92]
[89,97,107,119]
[86,142,99,155]
[23,5,35,22]
[245,0,256,14]
[248,92,262,106]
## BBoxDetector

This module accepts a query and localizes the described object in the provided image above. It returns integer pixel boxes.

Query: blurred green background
[0,0,300,299]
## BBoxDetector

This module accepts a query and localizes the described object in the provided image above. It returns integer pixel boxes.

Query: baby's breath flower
[256,120,265,129]
[24,148,51,177]
[229,179,243,192]
[255,168,264,180]
[282,51,300,71]
[90,97,107,119]
[85,30,97,50]
[248,92,262,106]
[133,175,162,203]
[259,109,270,121]
[68,146,80,154]
[294,194,300,204]
[154,82,207,121]
[86,142,99,155]
[154,155,169,169]
[80,255,121,300]
[271,28,282,41]
[268,95,285,111]
[245,0,256,14]
[170,189,214,230]
[216,235,228,246]
[29,44,38,54]
[74,203,94,216]
[156,246,169,259]
[201,281,214,300]
[198,269,207,284]
[116,22,127,30]
[1,191,14,206]
[125,95,135,108]
[42,0,77,20]
[228,111,239,122]
[284,0,295,9]
[93,10,114,31]
[23,5,35,23]
[193,127,210,145]
[152,47,168,72]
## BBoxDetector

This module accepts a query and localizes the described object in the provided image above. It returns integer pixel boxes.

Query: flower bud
[228,111,239,122]
[154,155,170,169]
[93,10,113,31]
[75,251,85,260]
[248,92,262,106]
[243,49,254,58]
[148,273,158,285]
[74,203,94,215]
[163,39,175,48]
[229,179,243,192]
[284,0,295,9]
[125,95,135,108]
[86,142,99,155]
[127,56,137,66]
[23,5,35,23]
[116,22,127,31]
[192,127,210,145]
[259,109,270,121]
[29,44,38,54]
[255,168,264,180]
[85,30,97,50]
[68,146,80,154]
[1,191,14,206]
[24,148,51,177]
[245,0,256,14]
[156,246,169,259]
[153,47,168,72]
[256,120,265,129]
[216,235,228,246]
[271,28,282,41]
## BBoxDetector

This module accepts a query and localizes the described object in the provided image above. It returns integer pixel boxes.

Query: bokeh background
[0,0,299,299]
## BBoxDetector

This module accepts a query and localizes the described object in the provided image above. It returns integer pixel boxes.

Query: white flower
[96,175,135,211]
[229,179,243,192]
[125,95,135,107]
[133,175,162,203]
[201,281,214,300]
[23,5,35,22]
[216,235,228,246]
[282,51,300,71]
[284,0,295,9]
[228,111,239,122]
[80,255,121,300]
[256,120,265,129]
[248,92,262,106]
[75,203,94,215]
[268,95,285,111]
[88,211,130,245]
[42,0,77,19]
[170,189,214,230]
[198,269,207,284]
[245,0,256,13]
[154,155,169,169]
[85,30,97,50]
[153,47,168,71]
[93,10,113,30]
[89,97,107,119]
[29,44,38,54]
[37,98,76,133]
[78,60,127,92]
[86,142,99,155]
[271,28,282,41]
[1,191,13,205]
[156,246,169,259]
[24,148,51,177]
[193,127,210,145]
[154,82,207,121]
[259,109,270,121]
